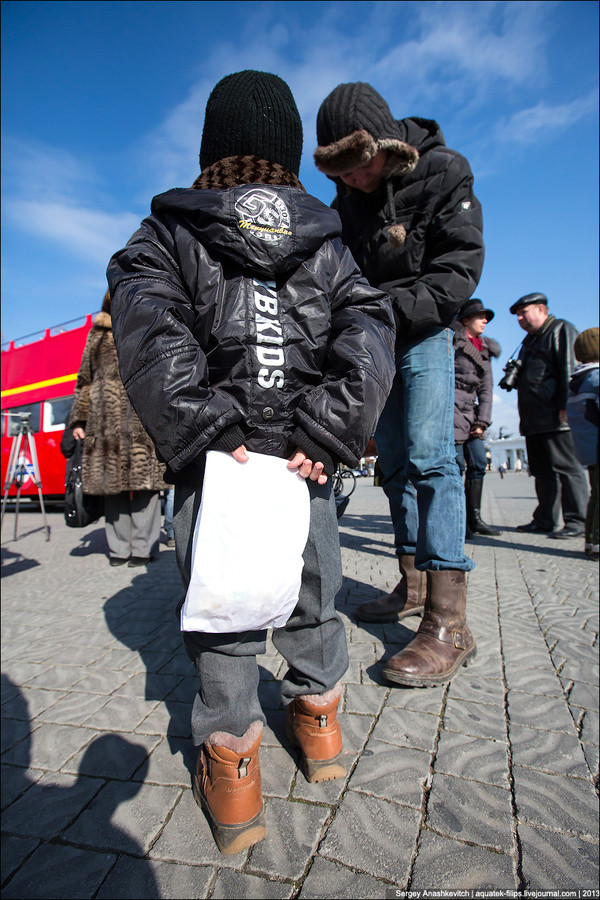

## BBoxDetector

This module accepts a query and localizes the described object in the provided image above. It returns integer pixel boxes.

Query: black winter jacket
[107,184,396,482]
[517,315,579,437]
[453,324,501,443]
[331,118,485,347]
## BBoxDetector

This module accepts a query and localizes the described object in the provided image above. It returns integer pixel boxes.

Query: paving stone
[567,680,600,712]
[426,772,514,851]
[443,697,507,741]
[61,731,161,780]
[260,745,296,798]
[131,735,195,787]
[447,674,504,707]
[506,690,577,734]
[435,729,510,787]
[212,868,294,898]
[519,823,599,890]
[34,690,111,726]
[370,706,440,751]
[512,764,598,839]
[411,828,515,890]
[1,715,35,754]
[63,778,182,854]
[96,856,214,899]
[1,771,105,839]
[135,699,192,738]
[318,791,420,883]
[349,739,429,809]
[509,723,590,778]
[247,797,331,880]
[0,843,117,899]
[1,764,44,810]
[298,855,386,898]
[0,833,40,883]
[344,683,388,715]
[150,785,248,866]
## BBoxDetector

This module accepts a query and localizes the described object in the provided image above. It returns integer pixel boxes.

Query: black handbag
[64,439,103,528]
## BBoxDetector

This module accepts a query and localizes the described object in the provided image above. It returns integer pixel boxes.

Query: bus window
[6,403,42,436]
[43,396,73,431]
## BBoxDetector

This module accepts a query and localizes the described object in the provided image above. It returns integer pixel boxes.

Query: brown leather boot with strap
[193,721,266,855]
[355,554,425,623]
[383,570,477,687]
[286,685,345,783]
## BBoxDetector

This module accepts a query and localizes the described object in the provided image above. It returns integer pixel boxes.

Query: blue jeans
[164,489,174,540]
[374,327,474,572]
[456,435,487,480]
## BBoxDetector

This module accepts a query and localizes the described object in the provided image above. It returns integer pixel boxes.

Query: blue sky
[2,0,598,435]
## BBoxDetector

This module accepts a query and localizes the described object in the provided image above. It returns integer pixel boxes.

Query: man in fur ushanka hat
[314,82,485,688]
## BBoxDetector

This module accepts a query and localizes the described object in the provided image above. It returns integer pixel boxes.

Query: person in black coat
[314,81,484,688]
[509,292,589,537]
[453,298,501,536]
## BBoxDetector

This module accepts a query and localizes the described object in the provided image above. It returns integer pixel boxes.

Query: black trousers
[525,431,589,529]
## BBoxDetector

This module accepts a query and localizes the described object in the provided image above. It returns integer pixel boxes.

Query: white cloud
[494,90,599,144]
[4,199,140,268]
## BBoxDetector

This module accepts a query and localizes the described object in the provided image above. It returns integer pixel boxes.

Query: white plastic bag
[181,450,311,633]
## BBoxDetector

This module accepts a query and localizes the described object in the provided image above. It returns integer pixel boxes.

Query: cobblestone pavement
[1,473,598,899]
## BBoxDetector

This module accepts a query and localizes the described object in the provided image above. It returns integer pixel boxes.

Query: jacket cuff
[291,427,336,477]
[208,425,246,454]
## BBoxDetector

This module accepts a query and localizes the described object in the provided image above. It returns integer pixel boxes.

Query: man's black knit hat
[199,70,303,175]
[314,82,418,178]
[316,82,400,148]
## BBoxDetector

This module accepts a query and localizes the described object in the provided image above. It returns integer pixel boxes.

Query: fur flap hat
[199,70,303,177]
[314,82,419,180]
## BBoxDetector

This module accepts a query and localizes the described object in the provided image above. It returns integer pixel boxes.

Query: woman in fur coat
[454,298,501,536]
[68,290,166,566]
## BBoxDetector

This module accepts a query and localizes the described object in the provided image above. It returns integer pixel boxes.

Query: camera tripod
[1,414,50,541]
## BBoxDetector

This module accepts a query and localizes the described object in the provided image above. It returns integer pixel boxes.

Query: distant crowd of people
[63,71,597,856]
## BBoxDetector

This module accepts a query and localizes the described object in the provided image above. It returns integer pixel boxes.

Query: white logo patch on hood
[235,188,292,243]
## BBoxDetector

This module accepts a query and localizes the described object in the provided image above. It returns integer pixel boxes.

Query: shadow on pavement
[0,547,40,577]
[103,557,196,780]
[69,527,107,558]
[1,674,159,898]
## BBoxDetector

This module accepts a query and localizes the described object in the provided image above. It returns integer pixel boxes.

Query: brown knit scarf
[192,155,305,191]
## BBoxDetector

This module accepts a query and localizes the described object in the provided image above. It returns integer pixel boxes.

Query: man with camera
[504,292,588,537]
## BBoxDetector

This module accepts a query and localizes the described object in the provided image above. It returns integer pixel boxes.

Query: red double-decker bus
[1,315,95,499]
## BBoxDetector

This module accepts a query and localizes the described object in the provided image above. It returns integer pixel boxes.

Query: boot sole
[285,722,346,783]
[384,644,478,688]
[356,606,425,624]
[193,774,266,855]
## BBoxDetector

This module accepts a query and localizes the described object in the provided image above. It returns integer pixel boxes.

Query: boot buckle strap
[238,756,251,778]
[421,620,468,649]
[318,715,328,728]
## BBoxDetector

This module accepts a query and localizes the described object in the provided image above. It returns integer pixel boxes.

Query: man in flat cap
[314,82,485,688]
[508,292,588,537]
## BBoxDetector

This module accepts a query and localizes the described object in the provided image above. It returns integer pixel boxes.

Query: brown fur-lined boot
[193,721,266,855]
[285,684,345,783]
[355,554,425,623]
[383,570,477,687]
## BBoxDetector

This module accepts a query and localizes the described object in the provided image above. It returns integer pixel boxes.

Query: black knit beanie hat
[314,81,418,178]
[199,70,303,175]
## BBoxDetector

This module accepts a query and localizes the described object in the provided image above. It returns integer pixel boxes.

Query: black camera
[498,358,522,391]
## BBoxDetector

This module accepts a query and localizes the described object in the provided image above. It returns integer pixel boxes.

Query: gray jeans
[173,476,348,744]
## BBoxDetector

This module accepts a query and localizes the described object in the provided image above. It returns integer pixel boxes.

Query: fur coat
[67,311,165,495]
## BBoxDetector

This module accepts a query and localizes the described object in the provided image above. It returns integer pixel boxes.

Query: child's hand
[287,449,328,485]
[232,445,249,463]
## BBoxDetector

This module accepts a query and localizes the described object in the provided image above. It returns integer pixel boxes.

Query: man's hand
[558,410,568,425]
[73,427,86,440]
[287,450,328,485]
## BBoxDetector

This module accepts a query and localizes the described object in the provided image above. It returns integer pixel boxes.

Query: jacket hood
[151,184,342,277]
[570,362,599,394]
